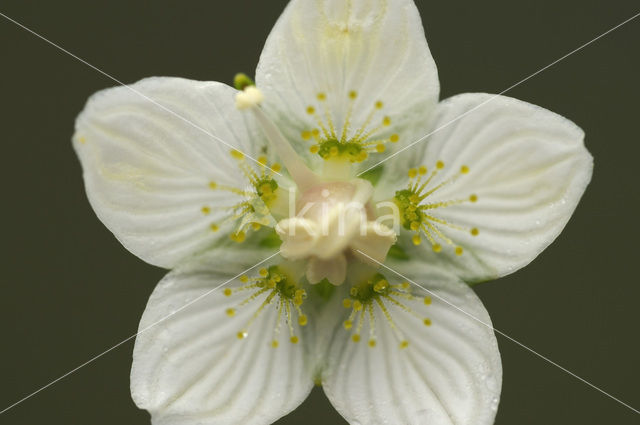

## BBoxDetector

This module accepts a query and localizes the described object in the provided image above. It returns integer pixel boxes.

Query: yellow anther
[423,318,432,326]
[224,288,232,297]
[293,295,303,306]
[352,334,361,343]
[410,221,420,231]
[317,92,326,101]
[311,129,320,137]
[418,165,427,175]
[400,340,409,349]
[376,143,385,153]
[373,279,388,293]
[343,298,352,308]
[343,320,353,330]
[208,181,218,189]
[432,243,442,253]
[383,116,391,126]
[226,308,235,317]
[266,279,276,289]
[436,160,444,169]
[375,100,383,109]
[460,165,469,174]
[301,130,311,140]
[259,268,268,277]
[210,224,219,232]
[310,145,319,154]
[230,149,244,160]
[455,246,464,256]
[390,134,399,143]
[368,339,377,347]
[271,163,281,173]
[469,194,478,202]
[408,168,418,178]
[423,296,432,305]
[240,275,249,283]
[412,234,421,246]
[353,300,363,311]
[349,90,358,99]
[306,106,315,114]
[251,222,262,231]
[237,331,247,339]
[290,336,299,344]
[356,151,368,162]
[350,287,359,297]
[330,146,339,156]
[401,282,410,290]
[201,206,211,215]
[271,340,279,348]
[258,155,268,165]
[298,314,308,326]
[471,227,479,236]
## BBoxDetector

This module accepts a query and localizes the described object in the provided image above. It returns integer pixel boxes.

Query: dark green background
[1,1,638,424]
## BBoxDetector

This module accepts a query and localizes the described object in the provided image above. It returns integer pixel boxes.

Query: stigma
[276,179,396,286]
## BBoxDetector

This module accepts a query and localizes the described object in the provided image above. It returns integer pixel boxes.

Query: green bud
[234,73,255,91]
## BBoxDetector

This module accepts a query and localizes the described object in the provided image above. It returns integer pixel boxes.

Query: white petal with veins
[73,78,268,268]
[399,93,593,282]
[256,0,439,173]
[322,264,501,425]
[131,249,313,425]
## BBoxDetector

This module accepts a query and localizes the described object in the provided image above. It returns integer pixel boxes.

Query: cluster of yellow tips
[301,91,399,163]
[204,149,281,242]
[342,274,432,349]
[224,265,307,348]
[394,161,479,255]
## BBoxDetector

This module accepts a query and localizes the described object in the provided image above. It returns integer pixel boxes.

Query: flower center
[276,179,396,285]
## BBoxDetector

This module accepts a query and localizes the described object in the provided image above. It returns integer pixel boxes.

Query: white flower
[72,1,592,424]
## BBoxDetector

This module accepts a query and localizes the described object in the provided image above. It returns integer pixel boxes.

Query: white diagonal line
[358,11,640,177]
[0,250,281,415]
[0,11,282,176]
[355,249,640,415]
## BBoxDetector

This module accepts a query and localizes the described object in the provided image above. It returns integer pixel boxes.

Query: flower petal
[255,0,439,167]
[73,77,271,268]
[407,93,593,282]
[322,265,501,425]
[131,249,313,425]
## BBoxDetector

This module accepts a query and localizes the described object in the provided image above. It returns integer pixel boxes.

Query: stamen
[225,265,308,346]
[341,273,433,349]
[302,90,395,164]
[394,161,479,254]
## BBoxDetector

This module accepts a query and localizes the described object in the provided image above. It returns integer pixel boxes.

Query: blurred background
[0,0,638,423]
